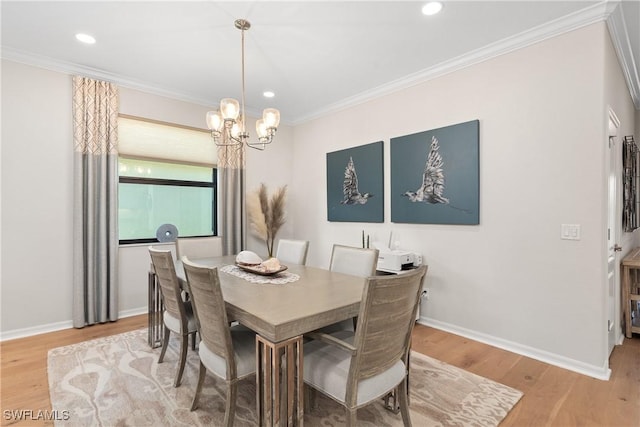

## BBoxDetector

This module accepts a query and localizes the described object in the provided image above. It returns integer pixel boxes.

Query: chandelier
[206,19,280,151]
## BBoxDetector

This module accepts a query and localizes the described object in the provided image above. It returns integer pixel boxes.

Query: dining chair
[276,238,309,265]
[181,257,256,426]
[303,264,428,427]
[329,244,379,278]
[322,244,379,332]
[176,236,223,260]
[148,247,198,387]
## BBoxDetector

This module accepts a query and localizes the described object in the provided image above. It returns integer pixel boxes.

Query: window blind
[118,115,216,166]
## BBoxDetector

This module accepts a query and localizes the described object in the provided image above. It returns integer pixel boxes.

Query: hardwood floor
[1,314,638,426]
[1,315,147,426]
[411,326,640,427]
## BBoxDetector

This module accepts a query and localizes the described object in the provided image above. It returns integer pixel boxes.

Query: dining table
[152,254,367,427]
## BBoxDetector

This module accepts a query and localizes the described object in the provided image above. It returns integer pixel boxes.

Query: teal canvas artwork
[391,120,479,225]
[327,141,384,222]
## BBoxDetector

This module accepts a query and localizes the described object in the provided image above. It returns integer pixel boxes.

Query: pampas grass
[248,184,287,257]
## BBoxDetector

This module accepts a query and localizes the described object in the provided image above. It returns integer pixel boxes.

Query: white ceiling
[1,1,638,125]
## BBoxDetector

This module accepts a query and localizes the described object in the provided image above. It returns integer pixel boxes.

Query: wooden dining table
[169,255,366,427]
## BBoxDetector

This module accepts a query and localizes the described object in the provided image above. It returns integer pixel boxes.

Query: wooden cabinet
[621,248,640,338]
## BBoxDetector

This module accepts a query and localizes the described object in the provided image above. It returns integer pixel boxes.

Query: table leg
[256,335,304,426]
[623,266,631,338]
[148,271,164,348]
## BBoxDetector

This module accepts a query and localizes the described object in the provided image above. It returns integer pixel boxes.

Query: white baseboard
[0,319,74,342]
[417,316,612,381]
[119,307,148,319]
[0,307,147,342]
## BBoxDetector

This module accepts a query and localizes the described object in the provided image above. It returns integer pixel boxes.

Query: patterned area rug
[48,329,522,426]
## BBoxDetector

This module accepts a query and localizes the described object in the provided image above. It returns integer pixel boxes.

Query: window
[118,116,217,244]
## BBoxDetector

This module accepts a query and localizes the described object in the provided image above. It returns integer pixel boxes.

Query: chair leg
[224,380,238,427]
[191,331,197,350]
[158,327,171,363]
[190,361,207,411]
[174,333,189,387]
[346,408,357,427]
[306,386,318,410]
[398,378,412,427]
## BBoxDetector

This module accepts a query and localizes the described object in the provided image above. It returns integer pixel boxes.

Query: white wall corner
[417,316,612,381]
[606,2,640,109]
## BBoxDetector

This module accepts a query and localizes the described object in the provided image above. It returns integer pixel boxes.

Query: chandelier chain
[240,24,246,134]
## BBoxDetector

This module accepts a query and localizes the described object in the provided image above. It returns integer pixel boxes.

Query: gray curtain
[72,76,119,328]
[218,144,246,255]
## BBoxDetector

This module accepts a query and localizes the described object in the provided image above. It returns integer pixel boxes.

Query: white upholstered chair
[148,247,198,387]
[322,244,379,332]
[176,236,223,260]
[303,265,428,427]
[182,257,256,426]
[329,244,379,278]
[276,239,309,265]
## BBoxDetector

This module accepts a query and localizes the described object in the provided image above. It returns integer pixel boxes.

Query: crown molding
[1,46,277,124]
[2,1,636,126]
[606,1,640,110]
[0,47,215,107]
[293,1,634,124]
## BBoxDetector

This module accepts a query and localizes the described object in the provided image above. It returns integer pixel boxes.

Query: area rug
[48,329,522,426]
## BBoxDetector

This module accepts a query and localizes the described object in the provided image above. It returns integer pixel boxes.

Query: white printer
[376,249,415,272]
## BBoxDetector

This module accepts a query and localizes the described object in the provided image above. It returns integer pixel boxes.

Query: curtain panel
[218,144,246,255]
[72,76,119,328]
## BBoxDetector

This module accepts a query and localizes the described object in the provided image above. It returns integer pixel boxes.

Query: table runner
[220,264,300,284]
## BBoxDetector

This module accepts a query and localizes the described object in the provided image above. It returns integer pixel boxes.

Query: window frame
[118,159,218,245]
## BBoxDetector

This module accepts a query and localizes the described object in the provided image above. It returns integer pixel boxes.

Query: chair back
[348,265,428,398]
[176,236,223,260]
[276,239,309,265]
[182,257,237,379]
[329,244,379,277]
[149,247,187,326]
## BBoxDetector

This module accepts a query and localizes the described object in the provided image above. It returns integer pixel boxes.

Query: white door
[607,109,620,355]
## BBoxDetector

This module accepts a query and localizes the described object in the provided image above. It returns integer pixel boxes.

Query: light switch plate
[561,224,581,240]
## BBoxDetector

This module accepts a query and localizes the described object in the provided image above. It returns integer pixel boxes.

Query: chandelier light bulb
[230,122,241,139]
[206,110,223,132]
[256,119,268,139]
[262,108,281,129]
[220,98,240,120]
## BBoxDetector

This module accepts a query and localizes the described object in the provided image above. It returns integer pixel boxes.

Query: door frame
[606,106,622,356]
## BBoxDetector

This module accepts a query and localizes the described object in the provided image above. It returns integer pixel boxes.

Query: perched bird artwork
[403,136,450,204]
[341,156,373,205]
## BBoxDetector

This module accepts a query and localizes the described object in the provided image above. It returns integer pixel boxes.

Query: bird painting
[403,136,450,204]
[341,156,373,205]
[391,120,478,224]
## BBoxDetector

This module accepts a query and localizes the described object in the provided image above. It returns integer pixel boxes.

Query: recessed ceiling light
[75,33,96,44]
[263,91,275,98]
[422,2,443,16]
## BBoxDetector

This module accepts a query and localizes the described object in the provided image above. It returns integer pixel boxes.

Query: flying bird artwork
[341,156,373,205]
[403,136,450,204]
[402,136,472,214]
